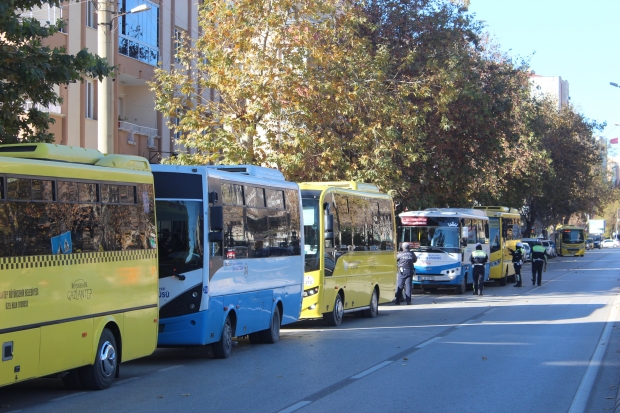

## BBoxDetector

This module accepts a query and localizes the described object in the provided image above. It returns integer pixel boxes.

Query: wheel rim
[223,321,232,352]
[272,312,280,338]
[335,296,344,324]
[371,291,378,314]
[99,341,116,378]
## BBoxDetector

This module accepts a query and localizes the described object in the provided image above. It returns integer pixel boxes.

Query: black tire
[499,274,507,286]
[455,275,466,295]
[212,316,233,359]
[248,332,263,344]
[259,306,281,344]
[79,328,117,390]
[362,289,379,318]
[61,369,83,390]
[323,293,344,326]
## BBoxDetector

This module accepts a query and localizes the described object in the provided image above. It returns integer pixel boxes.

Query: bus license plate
[422,276,435,281]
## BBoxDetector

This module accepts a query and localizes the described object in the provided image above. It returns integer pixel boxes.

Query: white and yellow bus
[474,206,522,285]
[0,143,158,390]
[300,182,397,326]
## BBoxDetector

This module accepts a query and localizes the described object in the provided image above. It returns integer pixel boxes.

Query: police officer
[396,242,417,305]
[531,241,548,286]
[508,242,525,287]
[469,243,488,296]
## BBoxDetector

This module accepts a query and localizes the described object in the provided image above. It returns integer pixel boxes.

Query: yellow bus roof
[474,206,520,214]
[299,181,382,193]
[0,143,151,172]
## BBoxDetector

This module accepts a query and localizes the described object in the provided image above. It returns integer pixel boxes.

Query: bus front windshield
[401,226,461,252]
[562,230,584,244]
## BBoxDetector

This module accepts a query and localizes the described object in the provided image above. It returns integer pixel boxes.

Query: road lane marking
[415,337,443,348]
[568,293,620,413]
[51,392,86,402]
[278,401,312,413]
[350,361,393,379]
[158,365,182,372]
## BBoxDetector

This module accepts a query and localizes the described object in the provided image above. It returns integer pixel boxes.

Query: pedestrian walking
[508,241,525,287]
[531,241,548,286]
[395,242,417,305]
[469,243,488,296]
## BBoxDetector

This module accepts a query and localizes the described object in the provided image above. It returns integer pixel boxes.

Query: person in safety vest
[508,242,525,287]
[530,241,548,286]
[469,243,488,296]
[395,242,417,305]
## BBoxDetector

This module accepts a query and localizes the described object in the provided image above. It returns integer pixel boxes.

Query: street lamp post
[98,2,150,155]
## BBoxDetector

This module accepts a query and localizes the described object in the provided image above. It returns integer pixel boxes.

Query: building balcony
[117,121,159,161]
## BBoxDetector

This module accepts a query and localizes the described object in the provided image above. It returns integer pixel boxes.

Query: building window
[118,0,160,66]
[174,28,184,64]
[85,80,94,119]
[86,0,96,28]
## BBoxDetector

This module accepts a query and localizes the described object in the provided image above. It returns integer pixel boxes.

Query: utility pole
[97,0,114,155]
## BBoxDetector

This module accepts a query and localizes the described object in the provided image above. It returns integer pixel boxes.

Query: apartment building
[27,0,199,162]
[529,71,570,110]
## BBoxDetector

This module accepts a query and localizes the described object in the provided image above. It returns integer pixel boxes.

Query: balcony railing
[119,121,158,148]
[24,101,61,114]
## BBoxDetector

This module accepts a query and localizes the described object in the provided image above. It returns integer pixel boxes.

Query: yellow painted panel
[122,307,158,361]
[0,329,41,387]
[39,319,93,376]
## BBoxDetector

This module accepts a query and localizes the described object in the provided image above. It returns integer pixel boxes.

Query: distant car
[601,239,619,248]
[586,238,594,250]
[522,243,531,262]
[541,239,555,258]
[549,240,557,255]
[593,238,602,249]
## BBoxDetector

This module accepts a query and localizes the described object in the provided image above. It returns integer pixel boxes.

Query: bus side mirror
[324,214,334,240]
[210,206,223,231]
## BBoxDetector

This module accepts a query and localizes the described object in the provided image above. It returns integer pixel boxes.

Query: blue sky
[467,0,620,144]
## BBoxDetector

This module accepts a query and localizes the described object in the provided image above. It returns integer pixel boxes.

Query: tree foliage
[0,0,111,143]
[153,0,611,231]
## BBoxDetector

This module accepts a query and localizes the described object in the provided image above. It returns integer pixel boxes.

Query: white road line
[158,365,182,372]
[568,293,620,413]
[456,321,473,329]
[278,401,312,413]
[415,336,443,349]
[51,392,86,402]
[350,361,393,379]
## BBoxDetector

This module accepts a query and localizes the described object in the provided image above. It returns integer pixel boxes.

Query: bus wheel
[212,316,233,359]
[80,328,117,390]
[260,306,281,344]
[499,274,507,286]
[362,288,379,318]
[324,293,344,326]
[455,276,466,295]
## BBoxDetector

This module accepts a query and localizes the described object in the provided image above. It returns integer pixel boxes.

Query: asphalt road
[2,249,620,413]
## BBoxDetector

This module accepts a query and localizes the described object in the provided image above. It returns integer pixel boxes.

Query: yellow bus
[0,143,158,390]
[300,182,397,326]
[474,206,522,285]
[555,225,586,256]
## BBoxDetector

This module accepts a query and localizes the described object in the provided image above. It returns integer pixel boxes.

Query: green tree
[0,0,111,144]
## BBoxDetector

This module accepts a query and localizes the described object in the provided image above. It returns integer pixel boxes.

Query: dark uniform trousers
[513,262,522,284]
[396,271,412,304]
[532,260,544,285]
[473,264,485,294]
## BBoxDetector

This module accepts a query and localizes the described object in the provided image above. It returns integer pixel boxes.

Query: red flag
[611,138,619,144]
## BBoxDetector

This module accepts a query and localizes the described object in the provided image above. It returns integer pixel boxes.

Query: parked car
[592,237,602,249]
[522,243,531,262]
[586,238,594,250]
[541,239,555,258]
[601,239,619,248]
[549,240,557,255]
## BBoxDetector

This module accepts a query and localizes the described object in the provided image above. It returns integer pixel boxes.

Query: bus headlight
[303,287,319,297]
